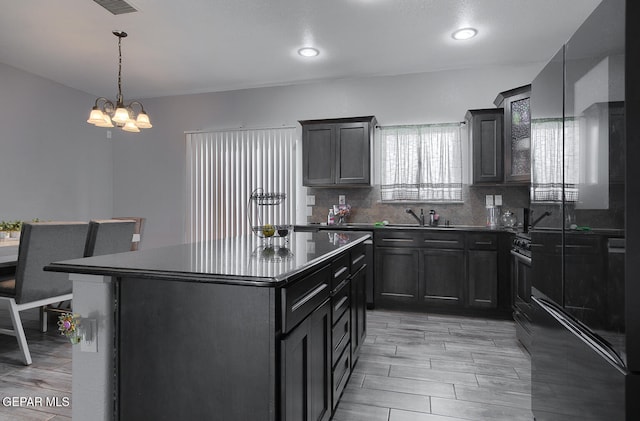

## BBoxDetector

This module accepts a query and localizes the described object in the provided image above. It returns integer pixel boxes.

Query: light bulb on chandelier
[87,31,152,132]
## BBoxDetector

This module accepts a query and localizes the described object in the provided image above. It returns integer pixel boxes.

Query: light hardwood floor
[0,308,532,421]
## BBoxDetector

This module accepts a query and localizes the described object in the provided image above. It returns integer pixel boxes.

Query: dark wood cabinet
[468,250,498,308]
[301,116,376,187]
[421,248,465,306]
[374,229,508,316]
[466,109,504,184]
[282,299,331,421]
[495,85,531,183]
[375,247,420,303]
[350,265,367,367]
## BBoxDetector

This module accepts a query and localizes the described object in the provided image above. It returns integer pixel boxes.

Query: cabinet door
[421,249,465,306]
[375,247,420,304]
[468,109,504,184]
[336,122,370,185]
[350,265,367,366]
[282,299,331,421]
[468,250,498,308]
[504,91,531,183]
[303,124,335,186]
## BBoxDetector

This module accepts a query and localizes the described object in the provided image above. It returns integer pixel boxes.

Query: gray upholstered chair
[84,219,136,257]
[0,222,89,365]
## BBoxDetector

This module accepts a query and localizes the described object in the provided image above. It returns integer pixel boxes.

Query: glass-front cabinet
[494,85,531,183]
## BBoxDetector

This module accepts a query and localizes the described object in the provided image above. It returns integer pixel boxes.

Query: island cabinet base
[54,233,370,421]
[118,277,277,421]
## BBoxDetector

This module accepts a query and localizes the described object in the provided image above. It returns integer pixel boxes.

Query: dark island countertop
[46,230,370,287]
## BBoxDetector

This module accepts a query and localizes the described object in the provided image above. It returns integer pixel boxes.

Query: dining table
[0,238,19,272]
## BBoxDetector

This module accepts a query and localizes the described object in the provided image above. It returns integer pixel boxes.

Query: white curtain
[530,119,579,202]
[186,127,296,242]
[379,124,462,202]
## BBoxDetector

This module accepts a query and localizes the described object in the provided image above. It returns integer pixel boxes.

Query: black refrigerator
[529,0,640,419]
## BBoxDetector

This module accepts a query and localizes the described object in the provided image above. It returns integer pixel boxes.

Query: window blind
[186,127,296,243]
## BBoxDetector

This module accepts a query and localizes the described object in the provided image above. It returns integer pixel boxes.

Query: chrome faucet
[406,208,425,226]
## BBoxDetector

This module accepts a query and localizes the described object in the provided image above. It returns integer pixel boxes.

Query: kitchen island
[46,231,370,421]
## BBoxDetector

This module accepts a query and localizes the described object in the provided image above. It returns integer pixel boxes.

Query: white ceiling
[0,0,601,99]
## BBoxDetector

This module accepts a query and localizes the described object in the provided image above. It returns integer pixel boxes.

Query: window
[379,124,462,202]
[186,127,296,242]
[530,118,579,202]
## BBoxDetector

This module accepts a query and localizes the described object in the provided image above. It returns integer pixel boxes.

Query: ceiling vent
[93,0,137,15]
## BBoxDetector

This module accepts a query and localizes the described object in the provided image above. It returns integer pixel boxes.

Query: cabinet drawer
[331,254,351,291]
[332,345,351,410]
[332,309,350,366]
[282,265,331,334]
[422,232,464,249]
[332,278,350,323]
[467,233,498,250]
[350,243,367,273]
[375,231,421,248]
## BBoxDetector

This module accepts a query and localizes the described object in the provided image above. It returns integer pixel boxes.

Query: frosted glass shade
[113,107,130,124]
[87,108,106,125]
[122,119,140,133]
[135,112,152,129]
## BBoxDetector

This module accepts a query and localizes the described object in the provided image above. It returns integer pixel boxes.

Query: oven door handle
[510,250,532,265]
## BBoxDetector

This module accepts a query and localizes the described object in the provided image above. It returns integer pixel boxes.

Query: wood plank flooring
[0,308,532,421]
[335,309,533,421]
[0,307,71,421]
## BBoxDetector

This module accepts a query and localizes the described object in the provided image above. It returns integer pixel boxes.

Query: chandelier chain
[117,35,123,105]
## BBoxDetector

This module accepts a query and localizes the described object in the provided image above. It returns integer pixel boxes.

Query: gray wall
[0,63,113,222]
[111,62,544,248]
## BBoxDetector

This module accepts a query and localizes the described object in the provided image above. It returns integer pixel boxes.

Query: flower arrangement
[58,313,82,344]
[335,204,351,224]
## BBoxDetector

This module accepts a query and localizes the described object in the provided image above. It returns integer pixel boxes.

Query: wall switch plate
[338,195,346,205]
[306,195,315,206]
[306,206,314,216]
[485,195,494,207]
[494,195,503,206]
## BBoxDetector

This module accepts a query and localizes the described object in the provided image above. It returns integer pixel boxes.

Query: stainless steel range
[511,232,532,352]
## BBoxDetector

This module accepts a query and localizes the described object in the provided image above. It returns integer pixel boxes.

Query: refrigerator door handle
[533,296,627,373]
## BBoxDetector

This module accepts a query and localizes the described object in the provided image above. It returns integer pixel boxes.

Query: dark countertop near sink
[45,231,371,287]
[295,223,518,233]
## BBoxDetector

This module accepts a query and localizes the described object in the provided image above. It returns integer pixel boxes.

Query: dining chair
[0,222,89,365]
[84,219,136,257]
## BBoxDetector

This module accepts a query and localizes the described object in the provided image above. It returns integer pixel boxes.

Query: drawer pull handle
[334,296,348,312]
[382,238,414,243]
[292,283,328,312]
[475,241,493,245]
[334,266,348,278]
[352,254,365,265]
[424,239,459,245]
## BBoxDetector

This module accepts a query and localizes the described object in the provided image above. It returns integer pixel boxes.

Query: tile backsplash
[306,185,530,227]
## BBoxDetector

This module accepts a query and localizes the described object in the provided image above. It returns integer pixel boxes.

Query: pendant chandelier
[86,31,152,132]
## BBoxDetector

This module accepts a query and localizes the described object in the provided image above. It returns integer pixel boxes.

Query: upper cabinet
[466,108,504,184]
[494,85,532,184]
[300,116,376,187]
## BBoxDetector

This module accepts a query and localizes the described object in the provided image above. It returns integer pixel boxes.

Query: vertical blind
[186,127,296,243]
[379,124,463,202]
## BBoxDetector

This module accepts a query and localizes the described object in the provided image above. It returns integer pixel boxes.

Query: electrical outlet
[306,195,315,206]
[80,318,97,353]
[338,195,346,205]
[494,195,503,206]
[106,130,112,139]
[485,195,494,207]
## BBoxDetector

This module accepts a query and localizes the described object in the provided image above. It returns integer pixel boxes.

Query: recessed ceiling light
[452,27,478,41]
[298,47,320,57]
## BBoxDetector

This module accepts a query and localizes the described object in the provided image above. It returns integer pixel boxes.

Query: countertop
[295,223,517,233]
[46,231,371,287]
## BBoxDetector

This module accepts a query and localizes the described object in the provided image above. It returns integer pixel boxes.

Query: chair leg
[8,299,32,365]
[40,306,48,333]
